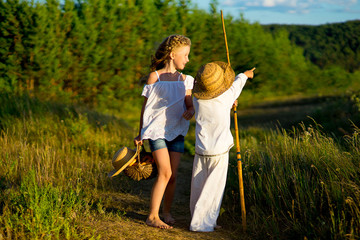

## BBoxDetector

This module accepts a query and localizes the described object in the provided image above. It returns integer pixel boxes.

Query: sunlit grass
[1,93,359,239]
[0,94,137,238]
[226,123,360,239]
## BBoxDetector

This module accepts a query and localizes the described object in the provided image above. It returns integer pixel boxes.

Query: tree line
[264,20,360,73]
[1,0,359,109]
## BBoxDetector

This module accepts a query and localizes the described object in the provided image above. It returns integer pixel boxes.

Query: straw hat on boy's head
[108,147,138,178]
[193,61,235,100]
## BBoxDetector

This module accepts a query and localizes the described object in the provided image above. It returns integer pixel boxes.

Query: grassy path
[237,96,332,129]
[89,96,342,239]
[91,155,238,240]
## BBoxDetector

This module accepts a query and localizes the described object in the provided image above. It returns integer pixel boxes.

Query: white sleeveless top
[141,71,194,141]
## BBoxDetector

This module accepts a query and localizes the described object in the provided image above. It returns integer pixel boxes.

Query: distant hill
[263,20,360,72]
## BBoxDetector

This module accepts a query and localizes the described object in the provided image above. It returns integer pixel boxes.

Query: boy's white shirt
[193,73,248,156]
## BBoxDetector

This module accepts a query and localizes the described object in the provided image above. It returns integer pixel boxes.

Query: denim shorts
[148,135,185,153]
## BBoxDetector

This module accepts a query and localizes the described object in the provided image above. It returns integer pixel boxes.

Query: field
[1,93,359,239]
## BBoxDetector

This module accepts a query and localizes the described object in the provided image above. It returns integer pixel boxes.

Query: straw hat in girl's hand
[108,147,138,178]
[193,61,235,100]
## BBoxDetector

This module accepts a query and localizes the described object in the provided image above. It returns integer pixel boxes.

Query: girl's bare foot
[146,216,173,229]
[163,213,176,225]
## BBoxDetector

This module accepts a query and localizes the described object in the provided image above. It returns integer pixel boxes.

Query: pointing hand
[244,67,256,79]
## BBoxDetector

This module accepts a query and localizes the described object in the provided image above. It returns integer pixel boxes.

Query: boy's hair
[150,35,191,71]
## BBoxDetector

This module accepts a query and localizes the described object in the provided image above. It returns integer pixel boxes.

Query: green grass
[1,170,87,239]
[1,93,360,239]
[225,123,360,239]
[0,93,137,239]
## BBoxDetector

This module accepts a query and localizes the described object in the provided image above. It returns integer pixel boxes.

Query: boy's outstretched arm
[244,67,256,79]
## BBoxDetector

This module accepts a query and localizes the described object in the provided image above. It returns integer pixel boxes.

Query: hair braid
[150,35,191,71]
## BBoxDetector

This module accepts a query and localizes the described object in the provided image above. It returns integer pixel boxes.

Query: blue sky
[191,0,360,25]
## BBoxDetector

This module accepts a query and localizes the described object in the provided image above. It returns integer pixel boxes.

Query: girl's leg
[146,148,173,229]
[162,151,181,224]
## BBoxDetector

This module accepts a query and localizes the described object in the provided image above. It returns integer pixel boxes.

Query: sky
[191,0,360,25]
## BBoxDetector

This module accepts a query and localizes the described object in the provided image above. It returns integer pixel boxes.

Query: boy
[190,61,255,232]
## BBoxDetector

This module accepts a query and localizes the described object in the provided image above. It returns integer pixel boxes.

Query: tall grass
[226,123,360,239]
[1,170,87,239]
[0,94,136,239]
[1,93,359,239]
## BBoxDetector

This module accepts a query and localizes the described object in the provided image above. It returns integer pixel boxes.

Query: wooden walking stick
[221,11,231,67]
[221,10,247,231]
[233,99,247,231]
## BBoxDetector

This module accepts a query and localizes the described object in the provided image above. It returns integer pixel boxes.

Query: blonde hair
[150,35,191,71]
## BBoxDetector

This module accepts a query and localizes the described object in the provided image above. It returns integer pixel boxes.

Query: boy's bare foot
[163,213,176,225]
[146,217,173,229]
[215,225,222,230]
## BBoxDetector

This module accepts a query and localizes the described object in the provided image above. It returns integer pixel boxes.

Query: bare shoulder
[146,72,158,85]
[182,74,194,81]
[181,73,187,81]
[146,72,158,84]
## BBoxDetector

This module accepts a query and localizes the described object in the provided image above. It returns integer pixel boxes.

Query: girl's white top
[193,73,248,156]
[141,72,194,141]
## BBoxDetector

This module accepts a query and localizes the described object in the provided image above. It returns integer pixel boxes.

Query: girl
[134,35,194,229]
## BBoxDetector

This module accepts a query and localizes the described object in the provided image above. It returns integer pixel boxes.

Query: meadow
[0,92,359,239]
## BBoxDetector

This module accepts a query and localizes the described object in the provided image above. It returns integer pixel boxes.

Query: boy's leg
[190,154,207,216]
[190,153,229,232]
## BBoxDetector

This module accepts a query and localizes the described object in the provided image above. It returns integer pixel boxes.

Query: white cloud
[262,0,294,7]
[223,0,236,5]
[263,0,275,7]
[224,0,358,8]
[212,0,360,24]
[247,0,296,7]
[222,0,358,14]
[319,0,357,5]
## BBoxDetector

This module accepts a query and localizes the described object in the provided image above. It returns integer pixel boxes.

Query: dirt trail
[237,98,331,129]
[91,155,238,240]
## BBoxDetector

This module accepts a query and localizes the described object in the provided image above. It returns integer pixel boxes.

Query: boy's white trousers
[189,153,229,232]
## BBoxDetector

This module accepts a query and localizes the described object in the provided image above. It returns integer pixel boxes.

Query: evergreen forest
[1,0,359,109]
